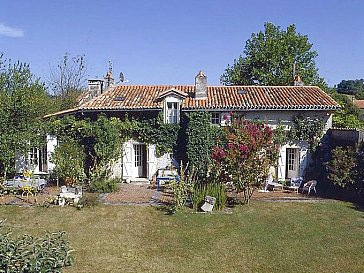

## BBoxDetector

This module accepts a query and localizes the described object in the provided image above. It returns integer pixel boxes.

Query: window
[211,112,220,125]
[29,148,38,166]
[39,146,47,172]
[26,146,48,172]
[134,144,143,167]
[166,102,178,124]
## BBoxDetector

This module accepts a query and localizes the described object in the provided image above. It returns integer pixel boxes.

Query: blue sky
[0,0,363,87]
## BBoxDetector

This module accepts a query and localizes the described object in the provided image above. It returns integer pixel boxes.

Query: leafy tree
[0,55,51,178]
[330,91,364,128]
[48,53,87,110]
[221,22,327,89]
[337,79,364,97]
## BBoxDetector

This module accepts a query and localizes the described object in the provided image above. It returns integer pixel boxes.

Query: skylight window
[114,96,125,101]
[238,89,247,95]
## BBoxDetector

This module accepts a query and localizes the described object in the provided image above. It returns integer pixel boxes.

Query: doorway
[286,148,299,179]
[134,144,147,178]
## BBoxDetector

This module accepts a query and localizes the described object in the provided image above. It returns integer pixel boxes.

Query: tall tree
[0,55,51,178]
[221,22,327,89]
[337,79,364,98]
[48,53,87,110]
[330,90,364,128]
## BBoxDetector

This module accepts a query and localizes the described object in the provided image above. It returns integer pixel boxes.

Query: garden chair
[287,176,304,193]
[290,177,304,187]
[301,180,317,195]
[266,173,283,191]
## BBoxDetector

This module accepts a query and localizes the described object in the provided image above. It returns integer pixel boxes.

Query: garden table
[285,185,299,193]
[4,178,47,191]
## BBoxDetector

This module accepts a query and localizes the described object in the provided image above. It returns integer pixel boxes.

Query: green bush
[0,221,73,272]
[50,136,86,185]
[89,178,119,193]
[192,183,227,211]
[78,193,100,207]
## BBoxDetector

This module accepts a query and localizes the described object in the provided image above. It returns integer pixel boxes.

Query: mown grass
[1,200,363,273]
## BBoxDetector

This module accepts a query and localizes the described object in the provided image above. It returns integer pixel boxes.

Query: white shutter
[122,141,133,179]
[47,135,57,172]
[277,145,286,181]
[147,145,157,180]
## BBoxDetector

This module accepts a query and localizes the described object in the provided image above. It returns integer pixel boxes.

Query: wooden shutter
[123,141,133,179]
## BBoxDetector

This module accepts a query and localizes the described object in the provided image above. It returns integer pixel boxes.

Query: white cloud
[0,23,24,38]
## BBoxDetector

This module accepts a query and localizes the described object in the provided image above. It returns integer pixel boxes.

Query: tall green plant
[192,183,227,211]
[88,116,125,182]
[51,114,131,186]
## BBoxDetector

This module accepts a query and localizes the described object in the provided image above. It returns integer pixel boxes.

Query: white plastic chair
[266,173,283,191]
[302,180,317,195]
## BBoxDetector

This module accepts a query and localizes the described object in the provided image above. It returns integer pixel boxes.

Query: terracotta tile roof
[352,100,364,109]
[79,85,339,111]
[45,85,339,117]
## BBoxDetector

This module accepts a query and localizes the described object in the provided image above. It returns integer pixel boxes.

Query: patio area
[0,181,322,207]
[100,182,322,206]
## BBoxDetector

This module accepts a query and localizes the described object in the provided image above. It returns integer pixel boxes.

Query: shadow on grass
[317,189,364,213]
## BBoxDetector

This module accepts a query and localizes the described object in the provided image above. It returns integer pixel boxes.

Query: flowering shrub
[212,117,277,204]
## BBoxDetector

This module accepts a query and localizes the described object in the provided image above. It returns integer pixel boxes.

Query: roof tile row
[79,85,339,111]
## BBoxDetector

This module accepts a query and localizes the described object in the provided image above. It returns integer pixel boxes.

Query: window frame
[211,112,221,125]
[164,97,181,124]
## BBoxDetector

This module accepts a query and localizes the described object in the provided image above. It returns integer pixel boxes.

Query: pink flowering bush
[211,117,277,204]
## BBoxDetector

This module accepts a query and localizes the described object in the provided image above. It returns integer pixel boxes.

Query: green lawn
[1,200,364,273]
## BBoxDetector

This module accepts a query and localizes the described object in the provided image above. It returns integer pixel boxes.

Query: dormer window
[166,102,179,124]
[157,88,186,124]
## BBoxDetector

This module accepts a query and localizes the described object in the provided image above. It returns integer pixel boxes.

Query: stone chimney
[195,71,207,99]
[88,79,104,96]
[294,75,304,86]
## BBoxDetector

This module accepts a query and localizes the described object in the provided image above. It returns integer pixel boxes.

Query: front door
[286,148,299,179]
[134,144,147,177]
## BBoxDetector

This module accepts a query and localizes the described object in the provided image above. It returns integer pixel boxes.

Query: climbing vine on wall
[134,112,179,157]
[288,114,325,151]
[183,111,223,177]
[51,115,133,185]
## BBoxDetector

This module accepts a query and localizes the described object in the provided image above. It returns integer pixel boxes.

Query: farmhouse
[28,71,339,182]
